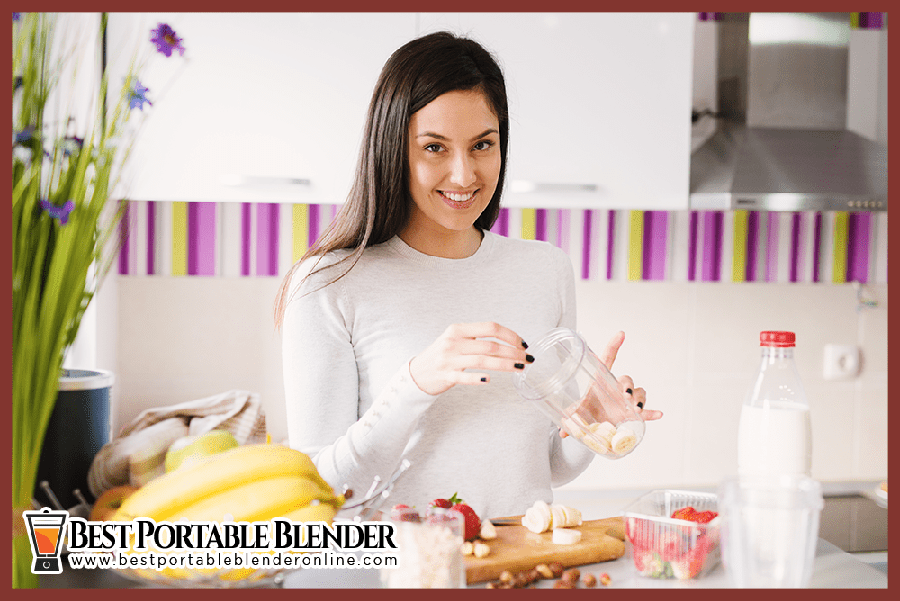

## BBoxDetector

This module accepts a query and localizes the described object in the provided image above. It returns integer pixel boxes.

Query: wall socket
[823,344,861,380]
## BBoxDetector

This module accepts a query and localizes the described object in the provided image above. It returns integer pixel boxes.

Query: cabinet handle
[509,181,599,194]
[222,176,311,187]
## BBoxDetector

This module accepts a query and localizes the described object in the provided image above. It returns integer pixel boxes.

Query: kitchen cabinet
[417,13,695,210]
[105,13,417,203]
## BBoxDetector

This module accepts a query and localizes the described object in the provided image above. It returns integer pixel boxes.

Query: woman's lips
[439,190,478,210]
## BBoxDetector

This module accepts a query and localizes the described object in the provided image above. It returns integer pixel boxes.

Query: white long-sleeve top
[281,231,594,519]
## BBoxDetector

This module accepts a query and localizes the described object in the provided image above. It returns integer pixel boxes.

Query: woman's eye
[424,143,443,153]
[474,140,495,151]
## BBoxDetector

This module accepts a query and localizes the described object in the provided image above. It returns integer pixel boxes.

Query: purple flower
[40,200,75,225]
[126,78,152,111]
[150,23,185,57]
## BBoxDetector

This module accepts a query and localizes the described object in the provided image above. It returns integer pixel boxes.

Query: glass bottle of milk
[738,331,812,478]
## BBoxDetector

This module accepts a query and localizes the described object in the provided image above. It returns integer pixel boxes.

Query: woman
[275,31,659,519]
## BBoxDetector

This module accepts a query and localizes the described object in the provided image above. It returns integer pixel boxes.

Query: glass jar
[513,327,644,458]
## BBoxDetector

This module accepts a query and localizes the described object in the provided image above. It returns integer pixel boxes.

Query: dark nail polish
[626,388,633,395]
[480,377,488,383]
[521,340,529,349]
[637,401,644,409]
[514,363,525,370]
[526,354,535,363]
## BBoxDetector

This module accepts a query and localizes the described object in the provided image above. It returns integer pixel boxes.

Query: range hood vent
[690,13,887,212]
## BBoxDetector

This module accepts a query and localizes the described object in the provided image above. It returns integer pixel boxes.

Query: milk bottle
[737,331,812,478]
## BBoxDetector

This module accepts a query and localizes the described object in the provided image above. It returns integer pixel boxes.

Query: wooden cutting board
[464,516,626,584]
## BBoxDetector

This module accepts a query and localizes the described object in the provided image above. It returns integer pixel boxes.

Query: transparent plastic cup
[380,507,465,589]
[513,327,644,458]
[719,475,823,588]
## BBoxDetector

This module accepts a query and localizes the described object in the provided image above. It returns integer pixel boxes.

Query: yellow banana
[166,475,335,523]
[280,502,337,525]
[116,444,334,521]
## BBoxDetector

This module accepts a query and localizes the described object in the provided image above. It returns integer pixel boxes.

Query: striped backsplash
[117,202,888,285]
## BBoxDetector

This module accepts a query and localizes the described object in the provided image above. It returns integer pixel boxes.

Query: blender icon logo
[22,507,68,574]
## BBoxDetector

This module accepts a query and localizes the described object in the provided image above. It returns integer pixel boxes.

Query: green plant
[12,12,184,587]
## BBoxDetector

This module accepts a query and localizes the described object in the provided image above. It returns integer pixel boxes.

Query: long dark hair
[275,31,509,328]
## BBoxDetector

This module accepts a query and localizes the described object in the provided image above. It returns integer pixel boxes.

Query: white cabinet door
[418,13,694,210]
[106,13,417,203]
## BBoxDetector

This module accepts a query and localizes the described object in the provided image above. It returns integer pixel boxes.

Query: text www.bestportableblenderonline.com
[68,551,399,571]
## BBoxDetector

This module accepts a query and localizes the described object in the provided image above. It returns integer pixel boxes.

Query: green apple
[164,429,239,472]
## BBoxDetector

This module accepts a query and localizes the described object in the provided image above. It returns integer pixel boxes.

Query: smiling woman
[274,31,652,519]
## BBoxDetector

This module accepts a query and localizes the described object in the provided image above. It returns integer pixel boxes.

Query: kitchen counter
[39,536,886,589]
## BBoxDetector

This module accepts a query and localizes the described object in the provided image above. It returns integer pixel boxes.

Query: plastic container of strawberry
[623,490,721,580]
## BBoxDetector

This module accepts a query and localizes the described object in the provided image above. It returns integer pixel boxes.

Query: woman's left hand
[598,331,662,422]
[560,331,661,438]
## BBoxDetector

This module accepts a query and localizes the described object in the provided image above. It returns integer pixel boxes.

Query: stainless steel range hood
[690,13,888,212]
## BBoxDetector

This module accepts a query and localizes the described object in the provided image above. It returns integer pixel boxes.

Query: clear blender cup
[513,328,644,458]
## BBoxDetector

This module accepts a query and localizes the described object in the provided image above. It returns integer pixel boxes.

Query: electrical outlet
[823,344,860,380]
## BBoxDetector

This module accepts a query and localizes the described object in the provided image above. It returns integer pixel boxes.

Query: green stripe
[732,210,748,282]
[628,211,643,281]
[832,211,848,283]
[172,202,187,276]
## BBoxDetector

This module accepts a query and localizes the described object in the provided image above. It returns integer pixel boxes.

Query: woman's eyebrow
[416,128,499,141]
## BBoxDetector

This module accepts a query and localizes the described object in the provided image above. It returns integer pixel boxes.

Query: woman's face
[404,89,501,243]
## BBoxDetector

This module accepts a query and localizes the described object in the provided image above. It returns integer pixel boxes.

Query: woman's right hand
[408,322,532,396]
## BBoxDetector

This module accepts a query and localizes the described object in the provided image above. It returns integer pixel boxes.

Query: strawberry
[693,510,718,524]
[390,504,419,522]
[450,502,482,541]
[670,534,710,580]
[430,491,462,509]
[670,507,698,521]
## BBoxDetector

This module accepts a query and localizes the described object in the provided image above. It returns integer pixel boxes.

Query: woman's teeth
[442,191,474,202]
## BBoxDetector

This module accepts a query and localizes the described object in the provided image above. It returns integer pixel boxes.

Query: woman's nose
[449,152,476,187]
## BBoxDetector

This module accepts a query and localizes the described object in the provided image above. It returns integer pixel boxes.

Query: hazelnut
[461,541,474,556]
[553,579,576,589]
[511,573,529,588]
[535,563,554,579]
[549,562,565,578]
[524,569,541,585]
[562,568,580,583]
[582,574,597,588]
[499,570,514,584]
[599,572,611,586]
[486,582,500,589]
[473,542,491,558]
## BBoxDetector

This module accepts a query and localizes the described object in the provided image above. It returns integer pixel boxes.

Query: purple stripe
[188,203,216,276]
[581,209,592,280]
[490,208,509,237]
[789,212,801,283]
[256,203,279,277]
[870,12,883,29]
[535,209,547,242]
[308,203,320,248]
[558,210,570,253]
[847,212,871,283]
[642,211,668,281]
[147,202,156,275]
[746,211,760,282]
[701,211,723,282]
[606,211,616,280]
[766,212,779,282]
[858,12,868,28]
[241,203,252,276]
[687,211,698,281]
[118,201,130,275]
[812,212,823,283]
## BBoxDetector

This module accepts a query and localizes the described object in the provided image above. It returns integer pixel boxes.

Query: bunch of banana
[116,444,343,584]
[114,443,344,523]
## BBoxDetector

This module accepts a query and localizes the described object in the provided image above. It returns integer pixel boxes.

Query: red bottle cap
[760,331,796,347]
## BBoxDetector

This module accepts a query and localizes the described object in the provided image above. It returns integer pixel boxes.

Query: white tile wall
[111,277,888,488]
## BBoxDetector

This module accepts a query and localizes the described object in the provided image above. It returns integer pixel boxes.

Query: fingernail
[625,388,633,395]
[480,377,488,383]
[521,340,529,349]
[526,354,535,363]
[514,363,525,370]
[637,401,644,409]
